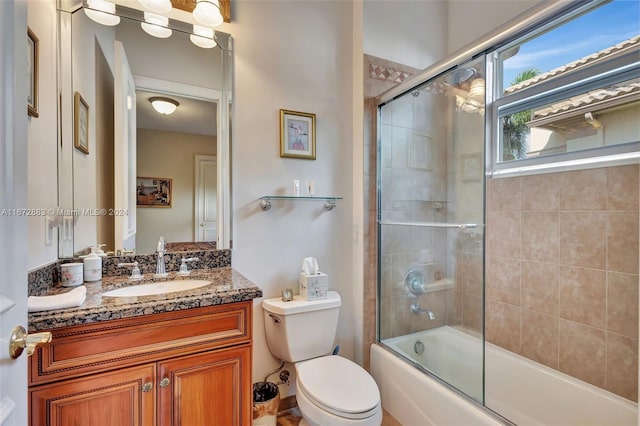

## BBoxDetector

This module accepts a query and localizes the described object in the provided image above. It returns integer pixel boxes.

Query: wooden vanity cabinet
[29,301,252,426]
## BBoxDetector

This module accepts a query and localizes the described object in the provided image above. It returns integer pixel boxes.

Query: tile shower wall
[363,55,417,369]
[485,165,639,402]
[378,83,452,340]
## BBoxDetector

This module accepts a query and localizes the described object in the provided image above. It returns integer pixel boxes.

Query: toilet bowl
[262,291,382,426]
[295,356,382,426]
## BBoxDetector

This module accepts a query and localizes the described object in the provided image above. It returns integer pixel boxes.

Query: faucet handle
[177,257,199,276]
[118,261,142,281]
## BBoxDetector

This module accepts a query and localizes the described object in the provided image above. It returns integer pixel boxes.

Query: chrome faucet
[410,302,436,320]
[155,236,168,278]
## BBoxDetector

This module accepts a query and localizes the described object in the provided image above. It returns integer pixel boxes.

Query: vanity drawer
[29,301,252,386]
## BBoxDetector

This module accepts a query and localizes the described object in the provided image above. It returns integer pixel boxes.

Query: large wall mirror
[57,1,232,257]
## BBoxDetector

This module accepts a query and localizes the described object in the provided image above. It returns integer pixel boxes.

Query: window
[490,0,640,175]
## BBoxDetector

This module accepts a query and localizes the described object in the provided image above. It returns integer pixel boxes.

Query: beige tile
[488,177,521,211]
[559,211,607,269]
[448,289,463,325]
[521,310,559,369]
[488,256,520,305]
[607,164,639,210]
[487,212,521,258]
[559,168,607,210]
[521,261,559,316]
[486,300,521,353]
[521,173,560,211]
[462,293,483,334]
[521,212,559,262]
[558,320,606,388]
[558,266,606,328]
[607,272,639,338]
[607,211,639,274]
[390,295,412,337]
[462,253,483,297]
[605,333,638,402]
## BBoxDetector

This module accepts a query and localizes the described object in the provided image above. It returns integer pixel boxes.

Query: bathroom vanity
[27,267,261,426]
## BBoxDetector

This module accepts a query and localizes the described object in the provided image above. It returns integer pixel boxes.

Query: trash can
[252,381,280,426]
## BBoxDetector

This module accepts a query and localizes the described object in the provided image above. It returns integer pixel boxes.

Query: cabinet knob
[142,382,153,392]
[159,377,170,388]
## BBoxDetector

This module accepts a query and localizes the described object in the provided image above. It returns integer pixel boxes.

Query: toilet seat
[296,355,380,420]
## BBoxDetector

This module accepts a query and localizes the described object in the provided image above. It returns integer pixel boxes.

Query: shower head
[443,67,476,85]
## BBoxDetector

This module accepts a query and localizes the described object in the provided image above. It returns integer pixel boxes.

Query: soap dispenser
[80,249,102,282]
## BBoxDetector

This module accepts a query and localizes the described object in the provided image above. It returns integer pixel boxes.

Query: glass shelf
[260,196,343,211]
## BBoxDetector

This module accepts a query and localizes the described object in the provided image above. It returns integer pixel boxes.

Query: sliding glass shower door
[377,56,486,402]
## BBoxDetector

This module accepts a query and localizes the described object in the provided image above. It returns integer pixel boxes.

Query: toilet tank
[262,291,341,362]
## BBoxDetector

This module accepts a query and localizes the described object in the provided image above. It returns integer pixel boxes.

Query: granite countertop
[28,267,262,332]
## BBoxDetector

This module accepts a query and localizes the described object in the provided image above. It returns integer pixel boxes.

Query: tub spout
[410,302,436,320]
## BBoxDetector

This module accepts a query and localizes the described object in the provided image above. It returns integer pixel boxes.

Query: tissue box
[299,272,328,300]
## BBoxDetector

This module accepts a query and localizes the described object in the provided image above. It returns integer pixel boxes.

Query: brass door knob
[9,325,52,359]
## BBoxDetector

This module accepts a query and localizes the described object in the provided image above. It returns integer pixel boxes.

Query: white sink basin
[102,280,212,298]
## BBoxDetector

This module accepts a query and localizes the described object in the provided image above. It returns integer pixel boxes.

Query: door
[157,345,251,426]
[114,40,137,253]
[0,1,29,424]
[194,155,217,242]
[30,364,156,426]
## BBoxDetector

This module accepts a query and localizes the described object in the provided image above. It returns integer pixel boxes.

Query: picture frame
[74,92,89,154]
[27,27,39,118]
[136,177,172,208]
[280,109,316,160]
[461,153,482,182]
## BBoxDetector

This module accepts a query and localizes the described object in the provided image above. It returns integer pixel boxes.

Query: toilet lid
[296,356,380,418]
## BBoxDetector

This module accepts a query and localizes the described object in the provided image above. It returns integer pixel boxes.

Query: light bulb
[193,0,223,27]
[138,0,172,14]
[141,12,172,38]
[150,97,179,115]
[84,0,120,26]
[190,25,217,49]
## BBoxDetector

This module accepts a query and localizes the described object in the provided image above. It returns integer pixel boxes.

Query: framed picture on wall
[74,92,89,154]
[136,177,172,208]
[27,27,39,118]
[280,109,316,160]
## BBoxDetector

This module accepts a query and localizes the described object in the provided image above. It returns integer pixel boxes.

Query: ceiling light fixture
[190,25,217,49]
[193,0,224,27]
[84,0,121,26]
[141,12,172,38]
[138,0,172,14]
[149,97,179,115]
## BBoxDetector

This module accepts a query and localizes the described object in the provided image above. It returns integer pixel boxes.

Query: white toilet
[262,291,382,426]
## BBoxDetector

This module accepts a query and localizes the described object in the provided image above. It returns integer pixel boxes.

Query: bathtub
[371,326,637,426]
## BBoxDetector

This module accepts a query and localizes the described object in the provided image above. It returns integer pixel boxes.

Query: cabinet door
[157,344,251,426]
[30,364,156,426]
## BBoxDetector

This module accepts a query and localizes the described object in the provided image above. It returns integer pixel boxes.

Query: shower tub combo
[373,1,638,424]
[371,328,636,425]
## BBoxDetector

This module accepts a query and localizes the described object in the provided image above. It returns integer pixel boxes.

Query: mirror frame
[56,0,233,257]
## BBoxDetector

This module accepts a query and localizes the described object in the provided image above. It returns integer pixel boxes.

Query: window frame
[487,4,640,178]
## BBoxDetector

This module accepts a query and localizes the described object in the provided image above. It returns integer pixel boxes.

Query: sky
[503,0,640,88]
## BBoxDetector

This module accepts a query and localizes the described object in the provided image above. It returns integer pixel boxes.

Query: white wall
[71,11,116,254]
[447,0,542,54]
[227,0,355,392]
[136,128,216,254]
[363,0,448,70]
[27,0,59,270]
